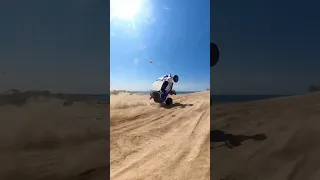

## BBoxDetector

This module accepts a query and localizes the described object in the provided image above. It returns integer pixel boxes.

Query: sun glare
[111,0,141,20]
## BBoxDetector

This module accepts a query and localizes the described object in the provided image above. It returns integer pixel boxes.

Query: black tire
[173,75,179,83]
[151,91,160,103]
[165,97,173,105]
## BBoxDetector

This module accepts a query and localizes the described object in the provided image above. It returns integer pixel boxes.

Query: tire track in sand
[110,92,210,180]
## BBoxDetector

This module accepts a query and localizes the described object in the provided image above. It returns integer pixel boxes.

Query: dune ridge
[110,91,210,180]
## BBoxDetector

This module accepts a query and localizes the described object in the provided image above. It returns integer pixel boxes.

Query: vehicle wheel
[173,75,179,83]
[152,91,160,103]
[165,97,173,105]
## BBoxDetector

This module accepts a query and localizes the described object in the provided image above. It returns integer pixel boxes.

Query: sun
[111,0,141,21]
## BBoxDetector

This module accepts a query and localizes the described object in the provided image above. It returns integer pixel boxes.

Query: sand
[110,91,210,180]
[5,90,319,180]
[211,92,320,180]
[0,95,109,180]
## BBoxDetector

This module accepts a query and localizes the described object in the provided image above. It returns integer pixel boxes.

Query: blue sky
[4,0,316,95]
[110,0,210,91]
[0,1,108,94]
[211,0,320,94]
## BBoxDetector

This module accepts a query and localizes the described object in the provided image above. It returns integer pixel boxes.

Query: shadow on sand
[161,103,193,109]
[210,129,267,149]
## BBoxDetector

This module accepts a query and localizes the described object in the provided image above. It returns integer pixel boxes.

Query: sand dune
[211,92,320,180]
[0,95,109,180]
[110,92,210,180]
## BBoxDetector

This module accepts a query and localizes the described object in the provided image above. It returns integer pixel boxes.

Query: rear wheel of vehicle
[152,91,160,103]
[165,97,173,105]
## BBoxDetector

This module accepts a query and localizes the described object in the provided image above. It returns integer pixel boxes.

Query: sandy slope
[211,92,320,180]
[0,97,109,180]
[110,92,210,180]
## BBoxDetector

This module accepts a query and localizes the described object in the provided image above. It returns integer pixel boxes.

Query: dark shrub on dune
[0,90,100,106]
[0,90,54,106]
[110,90,128,95]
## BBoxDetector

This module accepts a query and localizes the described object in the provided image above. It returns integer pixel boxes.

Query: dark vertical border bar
[105,0,111,178]
[106,0,111,179]
[0,0,110,179]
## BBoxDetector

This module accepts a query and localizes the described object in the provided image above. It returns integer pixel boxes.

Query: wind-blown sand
[211,92,320,180]
[0,94,109,180]
[110,92,210,180]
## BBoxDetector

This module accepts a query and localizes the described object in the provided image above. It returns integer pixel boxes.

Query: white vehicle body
[149,74,178,104]
[151,80,164,92]
[151,75,173,92]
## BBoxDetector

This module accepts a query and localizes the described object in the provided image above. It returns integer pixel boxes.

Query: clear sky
[0,1,108,94]
[110,0,210,91]
[211,0,320,95]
